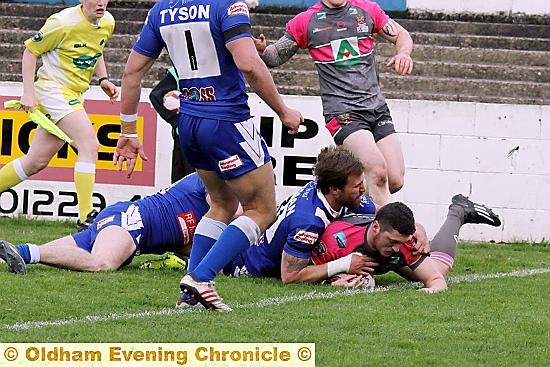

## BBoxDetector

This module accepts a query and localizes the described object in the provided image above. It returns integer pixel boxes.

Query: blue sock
[192,216,260,282]
[16,244,31,264]
[187,217,227,273]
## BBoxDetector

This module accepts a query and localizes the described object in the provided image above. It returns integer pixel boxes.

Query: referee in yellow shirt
[0,0,118,230]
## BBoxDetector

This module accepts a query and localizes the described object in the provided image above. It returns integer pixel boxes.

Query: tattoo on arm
[261,34,299,67]
[284,254,310,274]
[382,19,398,38]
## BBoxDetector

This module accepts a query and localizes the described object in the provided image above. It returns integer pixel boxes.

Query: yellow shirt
[24,5,115,93]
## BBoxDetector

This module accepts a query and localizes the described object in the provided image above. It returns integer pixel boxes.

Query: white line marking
[3,267,549,331]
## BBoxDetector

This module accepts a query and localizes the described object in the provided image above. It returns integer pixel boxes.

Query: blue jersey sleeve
[220,0,252,43]
[283,220,323,259]
[133,6,165,58]
[348,195,377,215]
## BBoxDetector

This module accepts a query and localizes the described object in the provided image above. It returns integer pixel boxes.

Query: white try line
[3,267,550,331]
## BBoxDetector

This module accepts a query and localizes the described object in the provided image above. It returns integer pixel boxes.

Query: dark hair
[313,146,364,194]
[374,202,416,236]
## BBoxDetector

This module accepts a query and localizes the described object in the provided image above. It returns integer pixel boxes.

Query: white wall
[407,0,550,15]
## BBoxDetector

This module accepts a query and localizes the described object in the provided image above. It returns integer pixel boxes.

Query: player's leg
[376,133,405,194]
[430,194,501,278]
[372,104,405,195]
[87,226,137,271]
[192,162,274,280]
[186,169,236,273]
[57,109,99,225]
[342,129,391,206]
[178,116,272,311]
[0,128,64,191]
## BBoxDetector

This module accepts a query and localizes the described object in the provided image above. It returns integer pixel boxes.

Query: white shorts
[34,79,85,123]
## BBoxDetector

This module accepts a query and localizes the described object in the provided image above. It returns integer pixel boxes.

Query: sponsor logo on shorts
[338,113,352,124]
[177,211,198,246]
[96,215,115,231]
[293,229,318,245]
[219,155,243,171]
[377,119,393,127]
[227,2,249,16]
[32,32,43,42]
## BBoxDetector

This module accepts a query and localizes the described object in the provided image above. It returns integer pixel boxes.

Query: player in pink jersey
[313,195,502,292]
[255,0,413,206]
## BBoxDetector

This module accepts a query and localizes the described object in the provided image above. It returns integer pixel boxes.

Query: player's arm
[280,251,376,284]
[95,55,119,102]
[412,222,430,255]
[20,48,38,111]
[254,33,300,68]
[226,36,303,134]
[376,18,413,75]
[113,50,154,177]
[399,258,447,293]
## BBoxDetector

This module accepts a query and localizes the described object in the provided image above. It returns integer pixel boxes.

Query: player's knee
[388,176,404,193]
[89,259,119,272]
[79,138,100,156]
[368,165,388,187]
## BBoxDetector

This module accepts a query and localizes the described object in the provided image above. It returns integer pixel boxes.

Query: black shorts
[325,103,396,145]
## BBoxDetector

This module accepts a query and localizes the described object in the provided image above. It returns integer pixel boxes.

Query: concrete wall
[407,0,550,15]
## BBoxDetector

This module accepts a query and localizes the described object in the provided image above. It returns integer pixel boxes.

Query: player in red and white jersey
[255,0,414,206]
[313,195,502,292]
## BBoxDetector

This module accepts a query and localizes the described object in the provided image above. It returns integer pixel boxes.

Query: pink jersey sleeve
[285,9,316,49]
[353,0,390,33]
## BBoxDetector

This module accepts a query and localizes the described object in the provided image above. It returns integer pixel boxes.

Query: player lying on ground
[0,173,215,274]
[219,145,428,285]
[312,194,502,292]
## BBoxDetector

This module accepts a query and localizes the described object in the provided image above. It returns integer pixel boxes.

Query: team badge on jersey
[293,229,319,245]
[228,2,249,16]
[32,32,43,42]
[355,15,369,33]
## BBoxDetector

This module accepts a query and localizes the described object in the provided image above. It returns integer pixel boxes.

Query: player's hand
[386,52,413,75]
[19,92,38,112]
[113,137,148,178]
[279,107,303,135]
[329,274,368,288]
[100,80,119,103]
[253,34,267,54]
[349,253,378,275]
[412,222,430,255]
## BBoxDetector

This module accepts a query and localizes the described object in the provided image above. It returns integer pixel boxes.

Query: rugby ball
[162,90,180,113]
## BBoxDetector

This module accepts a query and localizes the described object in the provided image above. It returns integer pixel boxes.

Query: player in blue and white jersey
[224,145,382,283]
[113,0,303,311]
[0,173,210,273]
